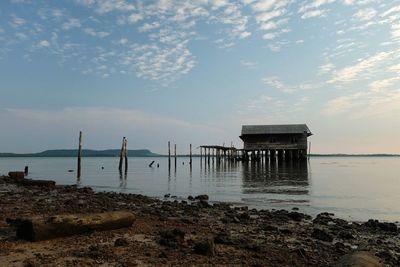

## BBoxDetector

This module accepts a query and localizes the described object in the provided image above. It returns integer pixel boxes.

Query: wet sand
[0,175,399,266]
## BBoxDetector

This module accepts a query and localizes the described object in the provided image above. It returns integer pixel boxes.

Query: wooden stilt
[190,144,192,165]
[174,144,177,167]
[168,141,171,169]
[77,131,82,179]
[119,137,125,171]
[124,138,128,172]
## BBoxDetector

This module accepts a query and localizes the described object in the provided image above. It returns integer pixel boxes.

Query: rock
[8,171,25,180]
[164,194,170,198]
[114,237,129,247]
[363,219,398,233]
[198,200,209,208]
[188,195,194,201]
[312,228,333,242]
[195,194,209,201]
[159,228,185,248]
[194,238,215,256]
[262,224,278,232]
[214,233,234,245]
[338,230,355,240]
[292,207,299,211]
[336,251,384,267]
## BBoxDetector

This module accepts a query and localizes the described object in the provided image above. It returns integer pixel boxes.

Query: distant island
[0,149,160,157]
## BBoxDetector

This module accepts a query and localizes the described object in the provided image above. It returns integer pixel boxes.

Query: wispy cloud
[328,50,396,83]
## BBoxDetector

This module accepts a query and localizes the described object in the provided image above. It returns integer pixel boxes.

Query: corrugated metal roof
[241,124,312,136]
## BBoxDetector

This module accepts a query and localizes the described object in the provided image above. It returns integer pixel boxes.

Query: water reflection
[119,170,128,189]
[242,160,309,195]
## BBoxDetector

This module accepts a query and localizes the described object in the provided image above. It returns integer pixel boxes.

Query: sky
[0,0,399,154]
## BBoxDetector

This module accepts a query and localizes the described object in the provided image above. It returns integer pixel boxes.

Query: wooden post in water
[124,138,128,172]
[190,144,192,165]
[168,141,171,169]
[119,137,125,171]
[77,131,82,179]
[174,144,177,167]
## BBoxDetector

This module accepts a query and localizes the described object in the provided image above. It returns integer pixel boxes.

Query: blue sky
[0,0,399,154]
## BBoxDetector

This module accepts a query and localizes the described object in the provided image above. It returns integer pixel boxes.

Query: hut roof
[241,124,312,136]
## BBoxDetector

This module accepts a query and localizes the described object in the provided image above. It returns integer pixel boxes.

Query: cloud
[83,28,110,38]
[62,18,81,30]
[299,0,335,13]
[10,14,26,27]
[353,8,377,21]
[240,60,258,68]
[328,51,395,83]
[75,0,136,14]
[262,76,318,93]
[369,77,400,92]
[38,40,50,47]
[301,9,327,19]
[319,63,335,74]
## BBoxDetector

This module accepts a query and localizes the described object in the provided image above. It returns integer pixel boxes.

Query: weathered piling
[24,166,28,176]
[119,137,125,171]
[174,144,177,167]
[168,141,171,170]
[124,138,128,172]
[77,131,82,179]
[190,144,192,165]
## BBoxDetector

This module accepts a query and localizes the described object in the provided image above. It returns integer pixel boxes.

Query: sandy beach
[0,175,399,266]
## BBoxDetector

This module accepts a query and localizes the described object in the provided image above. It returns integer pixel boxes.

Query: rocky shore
[0,175,399,266]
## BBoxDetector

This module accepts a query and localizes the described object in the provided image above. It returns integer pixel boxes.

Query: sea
[0,156,399,222]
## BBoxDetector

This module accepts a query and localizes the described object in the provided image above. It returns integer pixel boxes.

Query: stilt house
[239,124,312,160]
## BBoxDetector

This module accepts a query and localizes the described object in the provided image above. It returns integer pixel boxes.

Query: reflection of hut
[241,160,309,196]
[239,124,312,160]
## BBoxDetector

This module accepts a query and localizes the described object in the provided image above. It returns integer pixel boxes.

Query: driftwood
[7,211,135,241]
[18,178,55,188]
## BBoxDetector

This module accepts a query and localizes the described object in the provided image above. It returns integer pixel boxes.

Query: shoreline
[0,175,399,266]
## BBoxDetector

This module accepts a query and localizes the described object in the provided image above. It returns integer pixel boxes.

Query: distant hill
[0,149,161,157]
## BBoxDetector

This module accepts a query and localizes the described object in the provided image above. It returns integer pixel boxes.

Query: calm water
[0,157,399,222]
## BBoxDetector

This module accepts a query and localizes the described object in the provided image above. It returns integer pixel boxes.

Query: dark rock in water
[292,207,299,211]
[68,170,74,173]
[188,195,194,201]
[336,251,384,267]
[194,238,215,256]
[312,228,333,242]
[164,194,170,198]
[159,228,185,248]
[114,237,129,247]
[195,194,209,201]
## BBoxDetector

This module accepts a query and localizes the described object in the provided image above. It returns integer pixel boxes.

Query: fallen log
[7,211,135,241]
[18,178,56,188]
